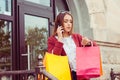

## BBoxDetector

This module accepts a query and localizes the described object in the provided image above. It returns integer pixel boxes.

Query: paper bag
[76,46,102,78]
[43,52,72,80]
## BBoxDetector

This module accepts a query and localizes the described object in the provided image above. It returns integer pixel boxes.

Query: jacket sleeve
[74,33,97,47]
[90,40,97,46]
[72,33,82,47]
[47,36,63,55]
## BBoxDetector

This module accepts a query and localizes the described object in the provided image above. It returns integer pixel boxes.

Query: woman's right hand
[81,37,91,46]
[56,26,64,42]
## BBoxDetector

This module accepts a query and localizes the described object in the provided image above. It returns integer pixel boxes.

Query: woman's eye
[64,20,68,23]
[64,19,73,23]
[70,21,73,23]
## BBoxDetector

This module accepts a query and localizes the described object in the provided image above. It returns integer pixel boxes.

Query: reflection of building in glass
[25,0,50,6]
[0,0,11,15]
[5,0,8,11]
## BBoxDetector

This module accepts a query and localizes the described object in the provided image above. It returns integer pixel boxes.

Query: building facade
[0,0,120,80]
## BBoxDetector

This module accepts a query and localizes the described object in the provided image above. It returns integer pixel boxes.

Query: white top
[62,36,76,71]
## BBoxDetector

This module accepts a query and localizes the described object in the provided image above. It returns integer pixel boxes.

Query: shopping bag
[100,55,103,76]
[76,46,102,78]
[43,52,72,80]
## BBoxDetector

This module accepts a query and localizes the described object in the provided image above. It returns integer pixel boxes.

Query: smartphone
[58,22,62,26]
[58,23,64,33]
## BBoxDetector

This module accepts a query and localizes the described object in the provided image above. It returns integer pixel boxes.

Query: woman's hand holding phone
[57,26,64,42]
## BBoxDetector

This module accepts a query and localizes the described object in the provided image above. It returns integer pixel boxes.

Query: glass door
[24,14,48,69]
[18,0,53,71]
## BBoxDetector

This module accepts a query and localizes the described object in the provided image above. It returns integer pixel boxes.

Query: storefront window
[25,0,50,7]
[0,0,11,16]
[24,14,48,69]
[0,19,12,79]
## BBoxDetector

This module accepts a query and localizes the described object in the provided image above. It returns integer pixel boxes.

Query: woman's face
[63,14,73,33]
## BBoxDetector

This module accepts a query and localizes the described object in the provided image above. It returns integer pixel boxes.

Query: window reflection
[25,15,48,69]
[0,0,11,15]
[0,20,12,80]
[25,0,50,7]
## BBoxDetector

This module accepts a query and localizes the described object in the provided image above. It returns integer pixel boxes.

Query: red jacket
[47,33,96,55]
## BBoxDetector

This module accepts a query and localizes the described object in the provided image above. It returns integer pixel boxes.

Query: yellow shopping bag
[43,52,72,80]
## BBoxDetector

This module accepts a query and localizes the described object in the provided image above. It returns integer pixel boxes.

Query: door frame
[17,0,54,70]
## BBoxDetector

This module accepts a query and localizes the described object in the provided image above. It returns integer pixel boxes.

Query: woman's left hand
[81,37,91,46]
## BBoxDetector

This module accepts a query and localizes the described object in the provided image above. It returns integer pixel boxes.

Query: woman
[47,11,96,80]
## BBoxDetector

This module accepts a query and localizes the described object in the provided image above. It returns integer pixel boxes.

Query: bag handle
[90,41,94,47]
[83,41,93,47]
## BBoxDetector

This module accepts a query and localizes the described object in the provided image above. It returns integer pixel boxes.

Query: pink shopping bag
[76,46,102,79]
